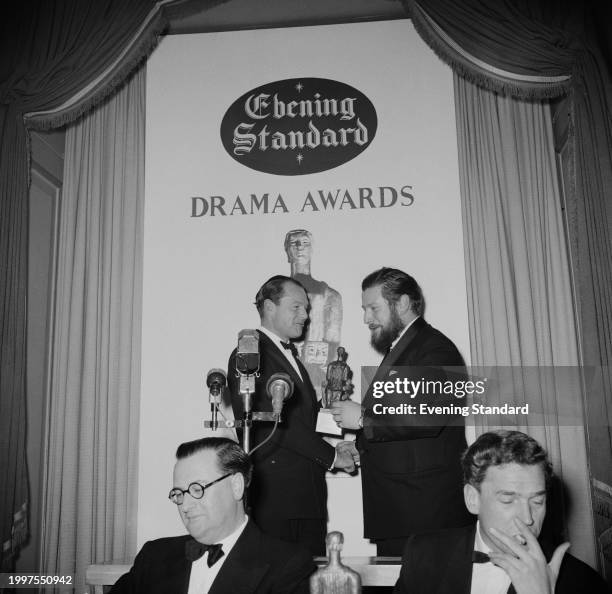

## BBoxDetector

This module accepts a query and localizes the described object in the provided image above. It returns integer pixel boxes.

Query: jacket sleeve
[362,335,467,443]
[108,542,151,594]
[227,350,335,469]
[272,548,317,594]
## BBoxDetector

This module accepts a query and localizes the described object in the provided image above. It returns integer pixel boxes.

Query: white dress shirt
[389,316,419,352]
[471,521,512,594]
[187,516,249,594]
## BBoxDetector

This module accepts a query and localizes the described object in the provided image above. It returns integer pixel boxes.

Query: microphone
[206,368,226,399]
[236,329,260,376]
[206,369,226,431]
[266,373,294,416]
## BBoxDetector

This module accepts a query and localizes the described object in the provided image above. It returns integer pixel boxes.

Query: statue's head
[326,531,344,552]
[284,229,313,266]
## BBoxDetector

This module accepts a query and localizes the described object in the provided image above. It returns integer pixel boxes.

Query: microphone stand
[239,373,256,454]
[203,370,280,455]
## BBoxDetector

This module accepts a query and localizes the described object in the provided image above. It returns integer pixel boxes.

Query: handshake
[332,440,360,474]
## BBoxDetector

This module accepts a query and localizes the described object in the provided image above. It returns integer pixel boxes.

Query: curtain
[0,0,156,570]
[401,0,612,445]
[401,0,612,568]
[0,0,228,569]
[454,75,594,562]
[40,66,145,589]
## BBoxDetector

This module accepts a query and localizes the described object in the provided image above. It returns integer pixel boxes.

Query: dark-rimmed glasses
[168,472,232,505]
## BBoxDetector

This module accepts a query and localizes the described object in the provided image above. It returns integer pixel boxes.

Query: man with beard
[331,267,473,556]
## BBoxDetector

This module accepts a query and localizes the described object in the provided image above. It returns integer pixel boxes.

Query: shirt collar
[258,325,286,349]
[216,515,248,554]
[474,520,493,554]
[390,316,419,350]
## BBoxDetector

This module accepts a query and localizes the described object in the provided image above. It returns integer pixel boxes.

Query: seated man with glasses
[110,437,315,594]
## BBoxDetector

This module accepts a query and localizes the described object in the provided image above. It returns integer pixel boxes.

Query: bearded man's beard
[370,305,405,354]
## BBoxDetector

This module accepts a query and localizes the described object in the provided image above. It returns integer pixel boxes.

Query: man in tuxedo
[110,437,315,594]
[331,267,472,555]
[393,430,610,594]
[227,275,356,556]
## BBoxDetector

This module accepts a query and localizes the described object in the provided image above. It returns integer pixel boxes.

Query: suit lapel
[381,316,426,369]
[363,317,427,407]
[436,524,475,594]
[209,522,269,594]
[258,331,318,411]
[155,541,192,594]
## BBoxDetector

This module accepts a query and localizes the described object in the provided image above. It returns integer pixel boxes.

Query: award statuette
[316,347,353,435]
[322,346,352,408]
[310,531,361,593]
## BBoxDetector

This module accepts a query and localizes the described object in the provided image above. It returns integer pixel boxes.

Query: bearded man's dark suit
[109,520,315,594]
[357,316,473,549]
[393,524,610,594]
[227,331,335,553]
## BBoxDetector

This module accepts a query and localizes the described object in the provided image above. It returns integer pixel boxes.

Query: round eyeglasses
[168,472,232,505]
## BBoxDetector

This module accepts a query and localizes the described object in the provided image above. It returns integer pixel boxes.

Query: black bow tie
[281,341,299,358]
[185,539,225,567]
[472,550,491,564]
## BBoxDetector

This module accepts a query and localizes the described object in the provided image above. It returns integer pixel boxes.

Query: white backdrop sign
[141,20,468,554]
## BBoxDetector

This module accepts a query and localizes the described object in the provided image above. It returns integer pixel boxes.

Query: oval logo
[220,78,377,176]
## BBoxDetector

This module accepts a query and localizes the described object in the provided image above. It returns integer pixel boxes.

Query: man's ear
[263,299,275,316]
[464,483,481,515]
[397,294,412,316]
[231,473,245,501]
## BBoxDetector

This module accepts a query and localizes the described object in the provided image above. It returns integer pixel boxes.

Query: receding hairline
[269,278,307,303]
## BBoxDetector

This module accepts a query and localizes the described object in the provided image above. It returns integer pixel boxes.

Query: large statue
[284,229,343,402]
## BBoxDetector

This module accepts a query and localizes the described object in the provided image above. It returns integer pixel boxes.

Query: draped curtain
[0,0,227,571]
[401,0,612,423]
[0,0,154,570]
[454,76,594,561]
[40,67,145,588]
[401,0,612,566]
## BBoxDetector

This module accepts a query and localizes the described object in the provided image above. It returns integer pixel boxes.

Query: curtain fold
[407,0,571,98]
[400,0,612,408]
[0,102,30,570]
[41,66,145,589]
[403,0,578,98]
[0,0,155,570]
[402,0,612,568]
[454,75,595,562]
[0,0,228,569]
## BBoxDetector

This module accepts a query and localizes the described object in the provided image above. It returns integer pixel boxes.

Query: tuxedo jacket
[357,317,473,538]
[109,520,315,594]
[393,524,611,594]
[227,331,335,525]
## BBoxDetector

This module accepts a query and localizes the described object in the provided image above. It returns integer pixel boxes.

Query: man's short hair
[361,267,424,316]
[283,229,312,252]
[254,275,305,316]
[176,436,253,488]
[461,430,553,490]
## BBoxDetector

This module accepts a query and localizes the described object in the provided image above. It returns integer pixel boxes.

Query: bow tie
[472,550,491,564]
[281,341,299,358]
[185,538,225,567]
